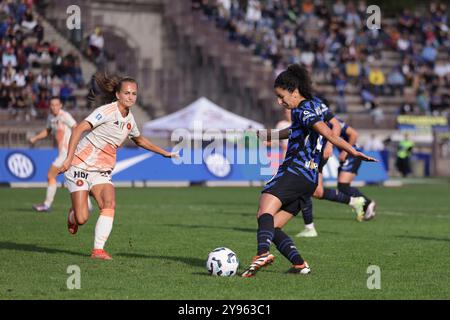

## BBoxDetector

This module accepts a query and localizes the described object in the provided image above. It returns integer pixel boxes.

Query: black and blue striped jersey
[271,99,325,184]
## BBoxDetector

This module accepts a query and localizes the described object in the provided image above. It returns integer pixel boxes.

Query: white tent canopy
[142,97,264,138]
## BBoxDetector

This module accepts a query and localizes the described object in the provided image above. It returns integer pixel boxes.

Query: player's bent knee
[100,208,115,217]
[101,200,115,210]
[48,177,57,185]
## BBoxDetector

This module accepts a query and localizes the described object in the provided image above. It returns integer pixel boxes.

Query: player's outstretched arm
[58,120,93,173]
[257,127,291,141]
[131,136,179,159]
[312,121,377,162]
[339,125,358,162]
[29,128,50,145]
[323,117,341,159]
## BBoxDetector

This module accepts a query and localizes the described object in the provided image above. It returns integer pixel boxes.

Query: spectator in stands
[33,17,44,43]
[35,67,52,92]
[396,33,412,59]
[0,84,11,109]
[416,89,431,114]
[35,89,49,116]
[59,79,76,108]
[332,0,346,19]
[71,58,84,88]
[2,47,17,68]
[387,67,406,96]
[398,9,415,35]
[345,57,361,84]
[13,68,26,87]
[361,81,375,111]
[20,7,37,34]
[370,101,385,125]
[88,27,105,61]
[195,0,450,120]
[421,41,438,68]
[299,44,315,69]
[333,68,347,96]
[1,64,15,86]
[345,2,362,29]
[368,65,386,95]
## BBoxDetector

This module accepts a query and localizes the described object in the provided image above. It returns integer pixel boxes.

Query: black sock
[338,183,372,209]
[257,213,274,255]
[301,197,314,225]
[273,228,304,265]
[322,188,351,204]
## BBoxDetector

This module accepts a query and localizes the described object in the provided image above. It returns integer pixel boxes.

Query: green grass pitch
[0,184,449,300]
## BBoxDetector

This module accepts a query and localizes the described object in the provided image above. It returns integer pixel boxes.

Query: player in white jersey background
[58,74,179,260]
[29,96,77,212]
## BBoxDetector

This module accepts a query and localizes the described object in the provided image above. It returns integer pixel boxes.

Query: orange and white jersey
[71,101,140,172]
[46,110,76,154]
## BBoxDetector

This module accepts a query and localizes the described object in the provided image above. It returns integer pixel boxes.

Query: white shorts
[52,151,68,167]
[64,166,113,193]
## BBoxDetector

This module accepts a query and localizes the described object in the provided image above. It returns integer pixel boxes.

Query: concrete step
[34,11,97,85]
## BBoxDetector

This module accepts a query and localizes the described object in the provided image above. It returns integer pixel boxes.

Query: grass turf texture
[0,185,449,300]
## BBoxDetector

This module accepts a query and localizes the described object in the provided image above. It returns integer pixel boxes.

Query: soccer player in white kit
[58,75,178,260]
[30,96,77,212]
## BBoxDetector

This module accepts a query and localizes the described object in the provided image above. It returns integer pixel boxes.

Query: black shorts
[338,156,362,174]
[262,171,317,216]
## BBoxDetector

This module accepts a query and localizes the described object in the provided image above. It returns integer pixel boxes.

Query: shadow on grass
[116,252,205,268]
[158,223,255,234]
[314,215,352,221]
[0,241,86,257]
[395,235,450,243]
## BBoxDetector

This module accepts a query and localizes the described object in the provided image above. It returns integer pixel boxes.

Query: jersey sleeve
[63,112,77,128]
[296,102,322,129]
[320,102,335,122]
[85,106,109,128]
[128,117,140,139]
[323,109,335,122]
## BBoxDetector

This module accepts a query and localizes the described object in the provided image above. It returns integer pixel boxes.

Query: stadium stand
[0,0,448,153]
[190,0,449,127]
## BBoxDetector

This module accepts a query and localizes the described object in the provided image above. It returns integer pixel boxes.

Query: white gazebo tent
[142,97,264,140]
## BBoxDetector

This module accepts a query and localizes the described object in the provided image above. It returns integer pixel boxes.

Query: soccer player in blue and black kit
[241,64,377,278]
[296,99,375,237]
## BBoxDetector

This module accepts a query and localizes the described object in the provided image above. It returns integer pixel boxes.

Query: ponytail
[88,72,138,105]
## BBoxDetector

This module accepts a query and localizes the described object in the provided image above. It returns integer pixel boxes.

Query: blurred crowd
[0,0,84,121]
[193,0,450,117]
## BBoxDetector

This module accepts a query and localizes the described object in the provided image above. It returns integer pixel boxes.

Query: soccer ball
[206,247,239,277]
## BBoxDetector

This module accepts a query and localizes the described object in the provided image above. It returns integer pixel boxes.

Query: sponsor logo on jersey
[113,120,129,130]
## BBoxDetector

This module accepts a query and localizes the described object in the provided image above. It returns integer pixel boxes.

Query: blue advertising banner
[0,148,387,184]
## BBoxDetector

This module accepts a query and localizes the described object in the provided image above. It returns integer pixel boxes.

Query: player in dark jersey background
[296,98,374,237]
[332,119,376,219]
[241,64,377,278]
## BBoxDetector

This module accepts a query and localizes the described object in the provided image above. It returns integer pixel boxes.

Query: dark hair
[50,95,61,102]
[274,64,313,100]
[88,72,138,105]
